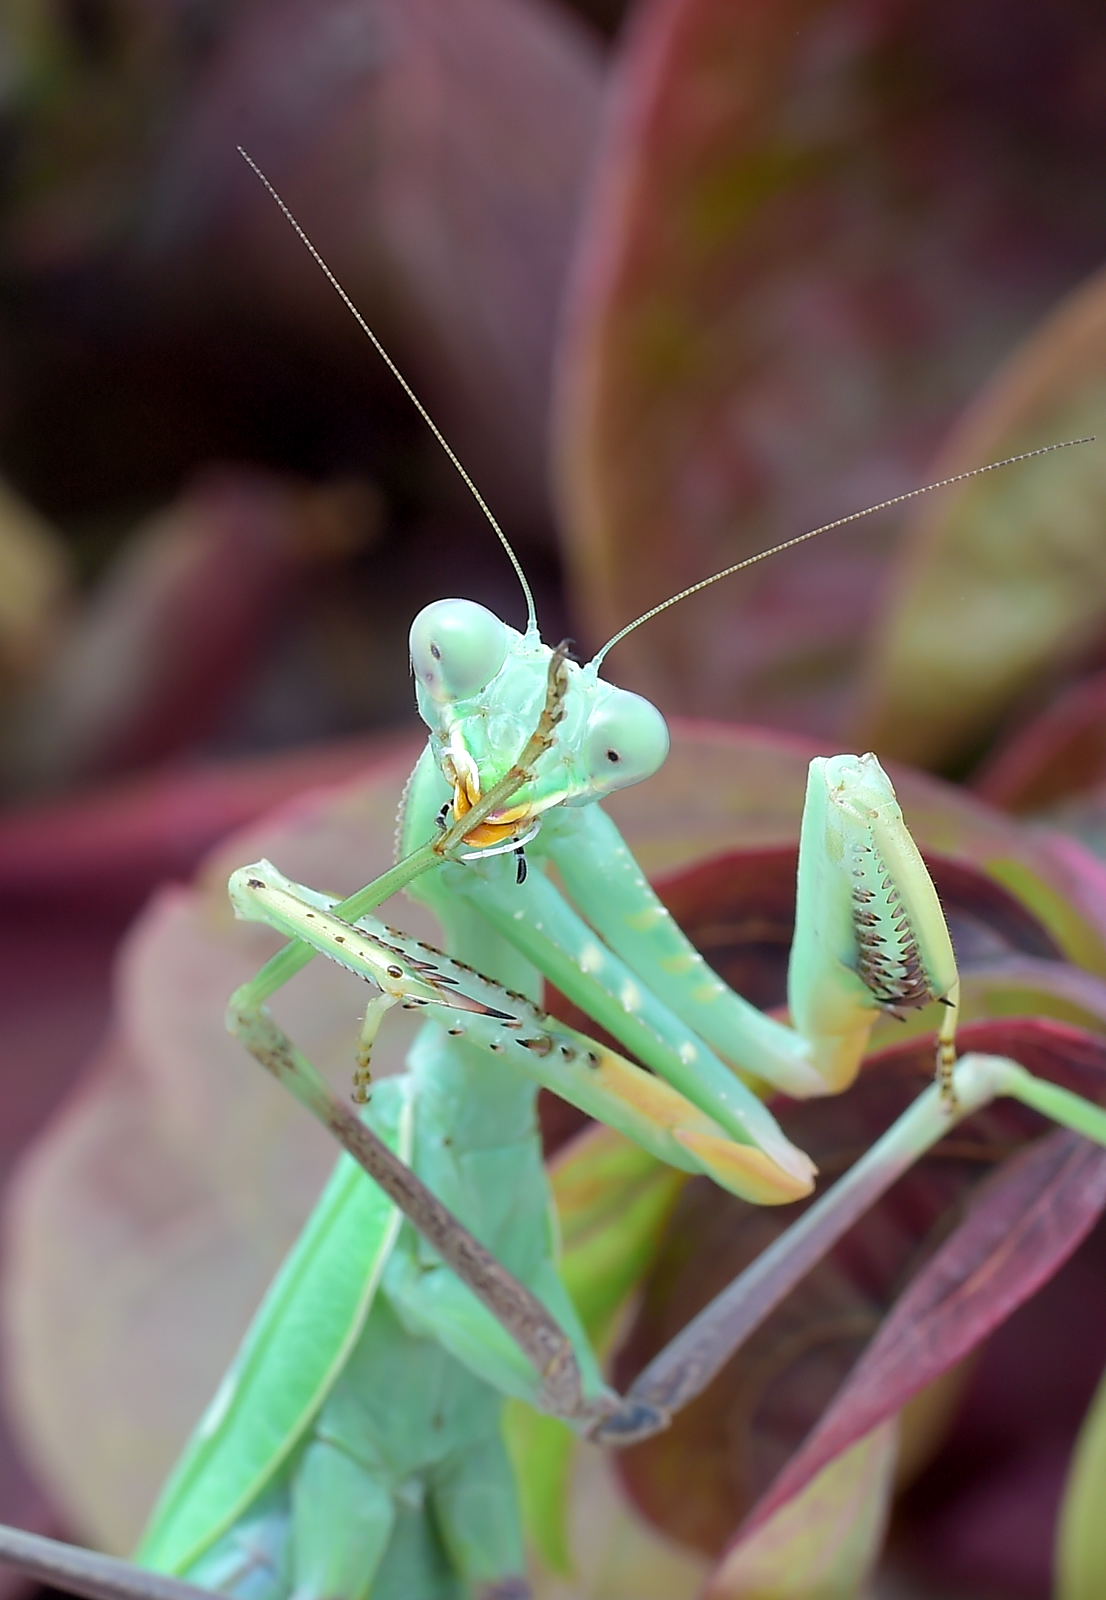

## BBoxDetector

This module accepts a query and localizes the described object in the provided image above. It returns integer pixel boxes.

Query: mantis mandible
[26,152,1100,1600]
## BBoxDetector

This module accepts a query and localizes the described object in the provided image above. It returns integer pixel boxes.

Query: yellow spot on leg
[693,981,726,1004]
[620,981,642,1012]
[629,904,670,931]
[661,952,700,975]
[580,943,605,974]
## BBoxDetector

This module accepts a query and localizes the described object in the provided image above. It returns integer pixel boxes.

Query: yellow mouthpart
[452,776,532,849]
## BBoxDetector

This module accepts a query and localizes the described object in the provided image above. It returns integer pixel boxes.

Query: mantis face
[410,598,670,849]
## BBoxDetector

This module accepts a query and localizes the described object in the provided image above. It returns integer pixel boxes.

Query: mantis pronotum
[4,152,1102,1600]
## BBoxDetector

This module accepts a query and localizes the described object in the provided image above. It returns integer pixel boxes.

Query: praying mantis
[3,154,1104,1600]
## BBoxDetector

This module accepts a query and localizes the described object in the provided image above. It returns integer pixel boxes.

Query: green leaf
[507,1122,683,1576]
[859,265,1106,769]
[556,0,1106,737]
[707,1421,898,1599]
[136,1088,410,1574]
[553,1122,686,1342]
[1057,1357,1106,1599]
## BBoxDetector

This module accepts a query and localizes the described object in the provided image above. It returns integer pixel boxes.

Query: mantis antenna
[236,145,539,637]
[588,436,1095,672]
[237,144,1091,677]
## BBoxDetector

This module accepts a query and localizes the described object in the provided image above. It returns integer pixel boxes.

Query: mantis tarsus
[5,151,1103,1600]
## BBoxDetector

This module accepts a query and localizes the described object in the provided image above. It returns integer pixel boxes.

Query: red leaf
[6,471,367,790]
[976,669,1106,814]
[613,1021,1106,1557]
[741,1107,1106,1540]
[857,264,1106,769]
[556,0,1106,734]
[154,0,602,527]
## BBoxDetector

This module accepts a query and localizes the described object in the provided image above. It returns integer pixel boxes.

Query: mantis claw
[789,753,962,1096]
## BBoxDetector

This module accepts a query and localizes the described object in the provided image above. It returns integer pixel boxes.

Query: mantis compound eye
[410,599,510,703]
[582,687,670,794]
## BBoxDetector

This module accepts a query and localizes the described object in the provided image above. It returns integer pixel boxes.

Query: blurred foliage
[1,0,1105,1595]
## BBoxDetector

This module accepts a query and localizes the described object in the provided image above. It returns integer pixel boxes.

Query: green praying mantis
[2,153,1104,1600]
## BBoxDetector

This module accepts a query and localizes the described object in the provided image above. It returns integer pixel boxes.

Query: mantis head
[410,598,670,849]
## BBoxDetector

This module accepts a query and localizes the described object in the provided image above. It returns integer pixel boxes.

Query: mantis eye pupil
[430,643,442,661]
[606,749,621,763]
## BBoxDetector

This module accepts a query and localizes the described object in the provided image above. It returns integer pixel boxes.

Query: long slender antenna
[236,146,538,634]
[588,437,1095,671]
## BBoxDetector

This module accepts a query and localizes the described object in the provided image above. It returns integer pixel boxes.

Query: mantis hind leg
[288,1438,395,1600]
[174,1445,396,1600]
[429,1434,530,1600]
[367,1506,465,1600]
